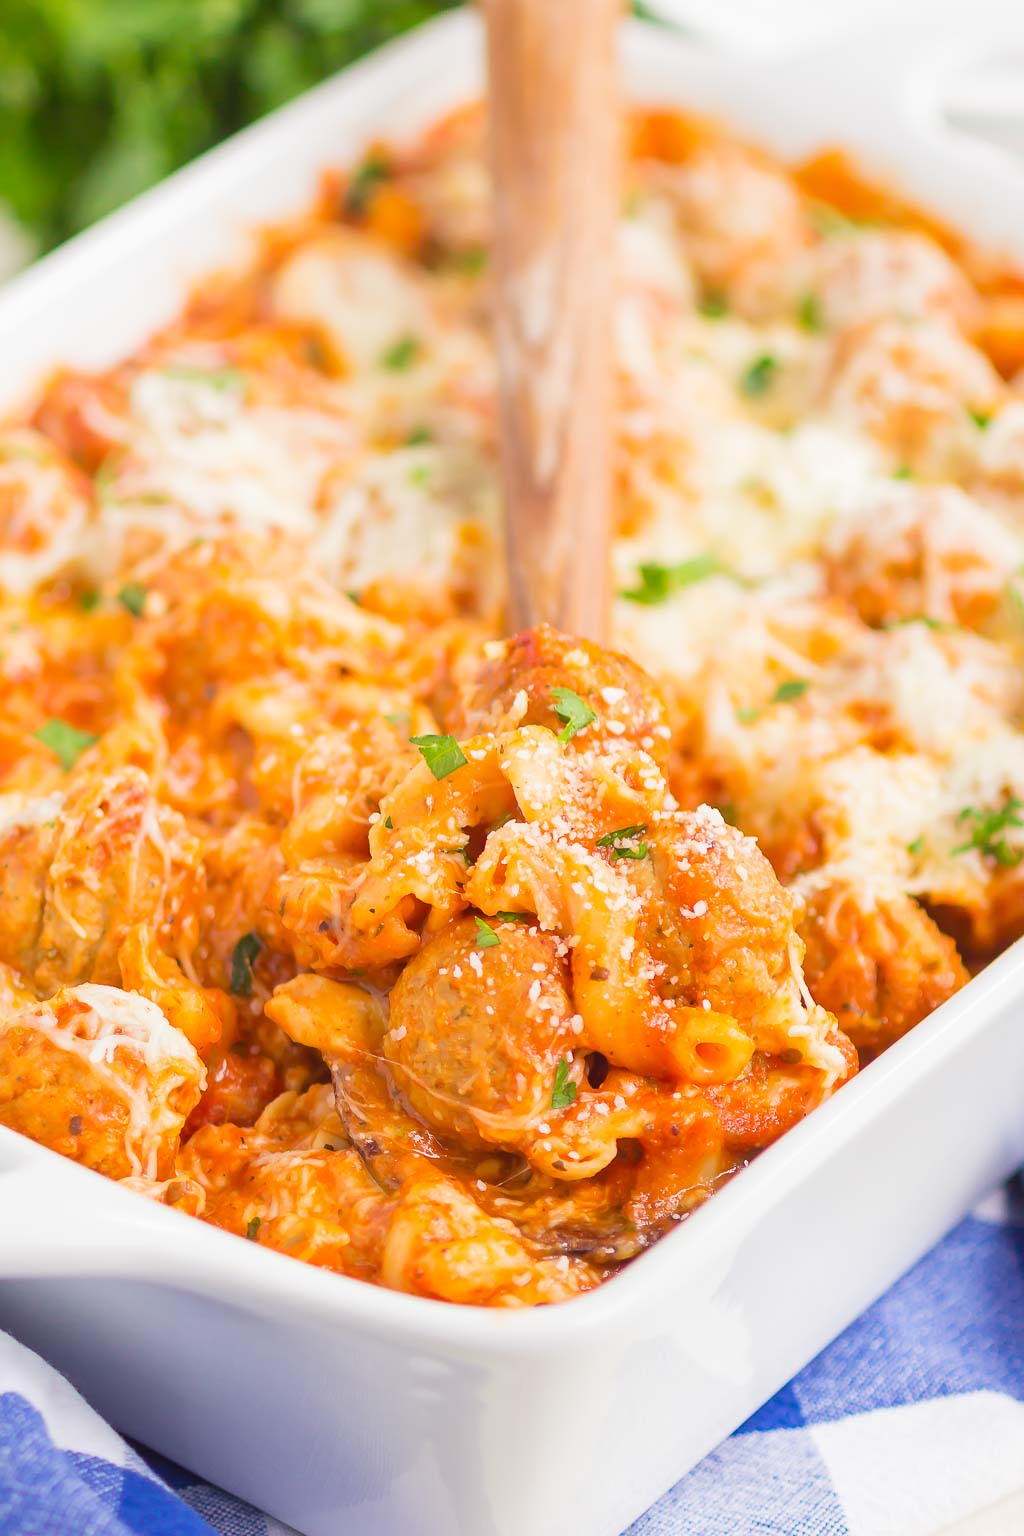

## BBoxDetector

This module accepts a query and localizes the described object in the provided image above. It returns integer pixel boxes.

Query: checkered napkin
[2,1186,1022,1536]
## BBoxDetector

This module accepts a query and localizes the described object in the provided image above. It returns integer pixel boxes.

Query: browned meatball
[385,914,575,1145]
[0,765,203,995]
[645,807,797,1022]
[0,983,204,1180]
[451,624,670,767]
[799,881,968,1057]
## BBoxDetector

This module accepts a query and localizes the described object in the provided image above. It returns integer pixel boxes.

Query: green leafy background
[0,0,458,255]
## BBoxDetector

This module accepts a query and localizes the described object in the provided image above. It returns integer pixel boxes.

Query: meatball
[824,484,1021,632]
[0,766,203,995]
[388,105,490,259]
[0,983,204,1179]
[799,881,968,1057]
[452,623,670,767]
[806,230,979,334]
[384,914,575,1145]
[646,806,797,1022]
[825,317,1003,478]
[271,227,432,375]
[659,141,812,318]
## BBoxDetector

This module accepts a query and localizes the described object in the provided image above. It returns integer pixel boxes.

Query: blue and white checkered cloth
[3,1182,1022,1536]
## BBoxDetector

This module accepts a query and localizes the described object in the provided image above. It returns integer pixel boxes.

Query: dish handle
[0,1130,203,1282]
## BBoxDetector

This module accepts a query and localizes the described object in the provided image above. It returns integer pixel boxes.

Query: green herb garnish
[551,688,596,744]
[907,836,925,857]
[885,614,948,632]
[968,407,992,430]
[410,733,467,780]
[79,589,101,613]
[739,353,778,398]
[771,678,809,704]
[597,824,649,862]
[551,1058,577,1110]
[452,246,487,275]
[406,425,432,446]
[345,151,390,215]
[163,365,245,393]
[34,719,97,771]
[1007,567,1024,622]
[380,334,421,371]
[230,932,263,996]
[117,582,147,617]
[474,916,500,949]
[952,797,1024,867]
[245,1216,262,1242]
[495,911,528,924]
[619,553,722,606]
[698,293,728,319]
[807,200,861,237]
[797,292,823,332]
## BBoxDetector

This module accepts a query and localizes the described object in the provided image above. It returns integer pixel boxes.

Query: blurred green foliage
[0,0,457,252]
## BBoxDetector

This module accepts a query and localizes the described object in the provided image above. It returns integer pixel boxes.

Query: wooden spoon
[483,0,621,642]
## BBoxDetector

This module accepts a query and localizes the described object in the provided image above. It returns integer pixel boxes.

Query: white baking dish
[2,12,1024,1536]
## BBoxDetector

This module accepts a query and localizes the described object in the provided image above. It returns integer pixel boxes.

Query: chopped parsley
[452,246,488,275]
[885,614,949,632]
[79,589,101,612]
[410,733,467,779]
[384,815,393,830]
[34,719,97,771]
[551,1058,577,1111]
[384,711,410,730]
[619,553,723,606]
[597,824,649,861]
[736,706,761,724]
[771,678,809,704]
[230,932,263,996]
[245,1216,262,1242]
[610,844,648,863]
[163,365,245,394]
[117,582,147,617]
[797,292,823,332]
[967,407,992,430]
[1007,567,1024,622]
[892,464,914,480]
[907,836,925,857]
[551,687,596,744]
[952,797,1024,867]
[380,334,421,371]
[474,916,500,949]
[698,293,728,319]
[807,200,861,237]
[407,463,432,488]
[739,353,778,398]
[345,150,390,215]
[496,911,528,923]
[406,425,432,446]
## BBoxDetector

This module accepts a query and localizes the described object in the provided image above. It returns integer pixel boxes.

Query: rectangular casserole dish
[2,12,1024,1535]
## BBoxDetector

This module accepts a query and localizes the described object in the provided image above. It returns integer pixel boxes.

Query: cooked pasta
[0,102,1022,1304]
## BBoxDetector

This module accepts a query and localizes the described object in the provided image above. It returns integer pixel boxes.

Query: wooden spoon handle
[484,0,621,641]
